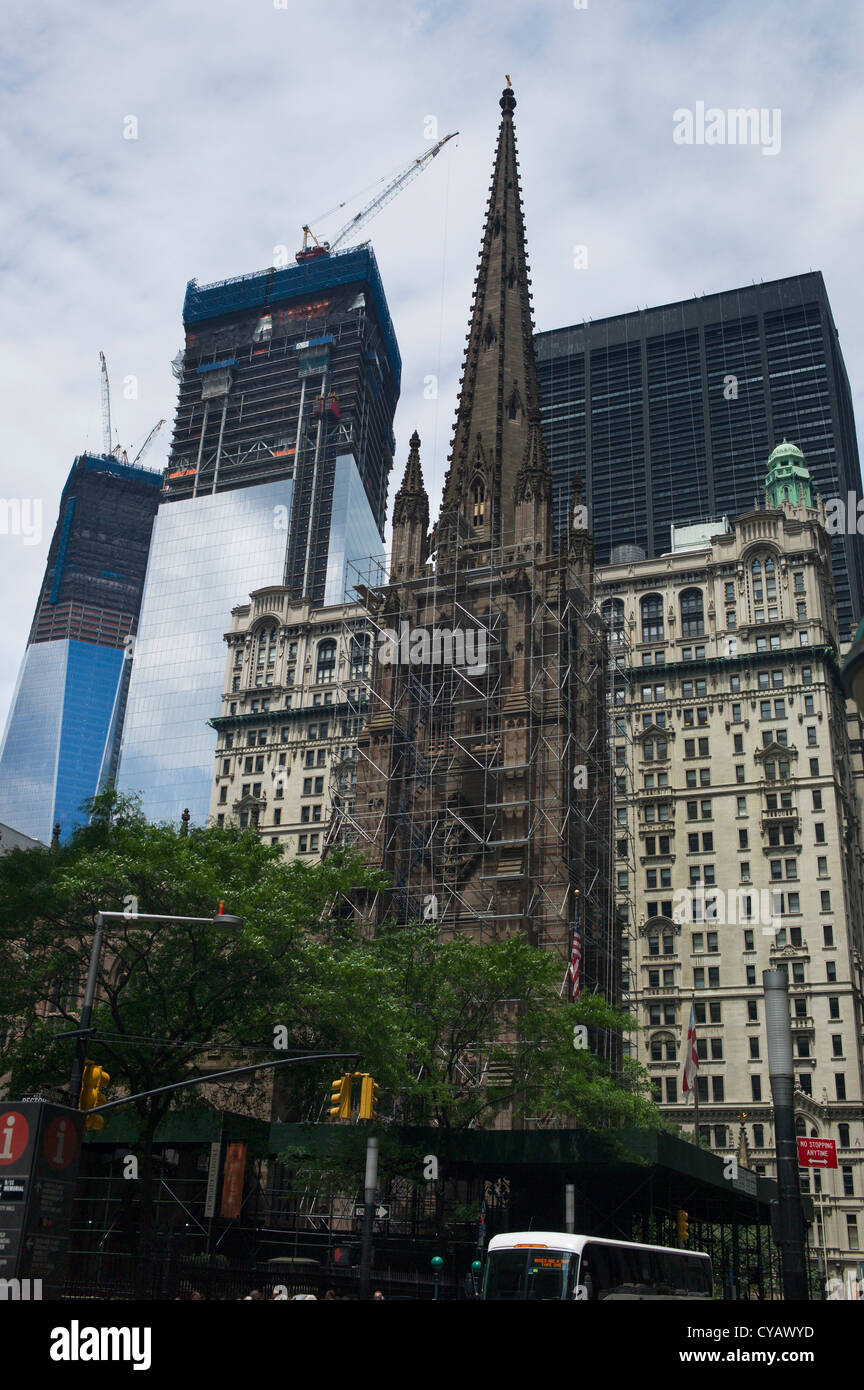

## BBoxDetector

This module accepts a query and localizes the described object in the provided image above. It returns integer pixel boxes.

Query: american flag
[568,914,582,1000]
[681,1001,699,1095]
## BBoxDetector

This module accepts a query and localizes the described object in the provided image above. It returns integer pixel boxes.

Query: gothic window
[680,588,704,638]
[483,316,496,348]
[507,382,522,420]
[506,259,517,289]
[471,477,486,527]
[640,594,664,644]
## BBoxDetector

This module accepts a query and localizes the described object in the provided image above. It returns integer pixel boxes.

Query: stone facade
[597,449,864,1282]
[208,586,370,859]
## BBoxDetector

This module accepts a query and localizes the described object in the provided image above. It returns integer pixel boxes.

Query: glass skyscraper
[0,453,162,842]
[117,245,398,824]
[536,271,864,635]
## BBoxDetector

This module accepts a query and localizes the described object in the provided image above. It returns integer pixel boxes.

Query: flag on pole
[568,910,582,1001]
[682,1001,699,1095]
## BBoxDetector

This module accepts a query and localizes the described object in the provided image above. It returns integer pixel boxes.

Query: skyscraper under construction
[344,85,617,1022]
[117,247,400,824]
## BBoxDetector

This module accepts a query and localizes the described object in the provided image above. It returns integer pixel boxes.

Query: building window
[640,593,664,643]
[835,1074,846,1101]
[680,588,704,638]
[316,639,337,683]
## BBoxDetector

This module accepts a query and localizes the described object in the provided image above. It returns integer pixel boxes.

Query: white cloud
[2,0,863,727]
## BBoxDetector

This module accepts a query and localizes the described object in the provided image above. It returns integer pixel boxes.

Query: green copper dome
[765,439,813,509]
[767,439,805,464]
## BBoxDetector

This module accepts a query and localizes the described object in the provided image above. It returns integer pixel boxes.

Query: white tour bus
[481,1232,714,1300]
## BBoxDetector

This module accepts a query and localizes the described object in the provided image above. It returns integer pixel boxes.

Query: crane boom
[297,132,457,261]
[99,351,112,455]
[131,418,166,467]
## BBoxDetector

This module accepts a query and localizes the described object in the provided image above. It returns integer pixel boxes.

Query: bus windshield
[483,1247,577,1300]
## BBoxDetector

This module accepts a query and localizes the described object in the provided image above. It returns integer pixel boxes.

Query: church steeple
[390,429,429,580]
[438,82,552,556]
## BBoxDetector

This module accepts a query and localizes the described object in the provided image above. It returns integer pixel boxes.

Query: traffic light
[79,1061,111,1131]
[358,1073,380,1121]
[676,1209,689,1245]
[329,1074,352,1120]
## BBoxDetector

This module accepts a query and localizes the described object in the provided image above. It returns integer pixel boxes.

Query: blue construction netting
[75,454,163,487]
[182,245,401,388]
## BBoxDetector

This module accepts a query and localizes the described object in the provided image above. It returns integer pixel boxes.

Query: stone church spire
[438,81,552,555]
[391,429,429,580]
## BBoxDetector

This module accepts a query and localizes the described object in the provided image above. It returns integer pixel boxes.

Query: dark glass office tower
[0,453,162,842]
[536,272,864,635]
[118,246,400,824]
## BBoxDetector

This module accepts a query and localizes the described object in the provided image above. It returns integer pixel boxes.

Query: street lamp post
[68,908,244,1107]
[431,1255,444,1301]
[763,968,809,1300]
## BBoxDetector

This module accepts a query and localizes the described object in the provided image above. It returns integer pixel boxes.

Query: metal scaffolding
[322,530,621,1052]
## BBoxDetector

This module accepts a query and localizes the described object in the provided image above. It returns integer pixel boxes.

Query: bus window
[483,1248,576,1300]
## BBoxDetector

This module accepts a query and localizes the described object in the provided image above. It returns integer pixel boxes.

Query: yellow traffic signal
[79,1061,110,1131]
[329,1074,352,1120]
[358,1074,380,1122]
[676,1209,689,1245]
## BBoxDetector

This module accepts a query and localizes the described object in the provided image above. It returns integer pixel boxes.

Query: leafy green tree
[0,790,660,1285]
[0,789,385,1291]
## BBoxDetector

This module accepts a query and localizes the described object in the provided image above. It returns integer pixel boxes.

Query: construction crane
[131,418,166,466]
[296,131,458,263]
[99,350,113,454]
[96,352,164,465]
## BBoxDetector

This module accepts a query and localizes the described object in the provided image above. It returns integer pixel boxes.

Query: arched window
[316,638,337,683]
[602,598,625,645]
[640,594,664,643]
[680,588,704,638]
[750,553,779,623]
[256,623,277,667]
[471,477,486,526]
[764,555,777,598]
[650,1032,677,1062]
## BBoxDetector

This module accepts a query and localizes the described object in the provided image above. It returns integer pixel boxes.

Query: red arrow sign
[797,1137,837,1168]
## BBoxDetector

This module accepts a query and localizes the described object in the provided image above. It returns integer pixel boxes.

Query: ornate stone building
[208,588,370,858]
[598,441,864,1285]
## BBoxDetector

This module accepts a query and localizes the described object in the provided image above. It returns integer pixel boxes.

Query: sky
[2,0,863,731]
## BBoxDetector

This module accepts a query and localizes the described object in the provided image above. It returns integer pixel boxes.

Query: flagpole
[692,994,700,1143]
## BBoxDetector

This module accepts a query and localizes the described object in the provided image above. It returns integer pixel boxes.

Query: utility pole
[763,968,809,1300]
[358,1134,379,1300]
